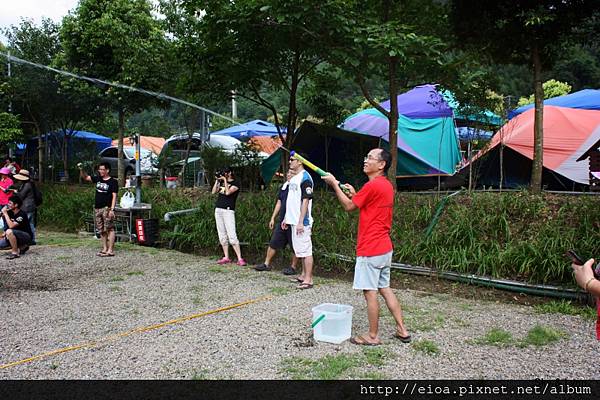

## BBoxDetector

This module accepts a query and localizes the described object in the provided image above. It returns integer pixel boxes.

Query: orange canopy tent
[248,135,283,155]
[470,106,600,185]
[111,136,166,155]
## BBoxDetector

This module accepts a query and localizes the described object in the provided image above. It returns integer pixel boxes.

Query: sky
[1,0,79,42]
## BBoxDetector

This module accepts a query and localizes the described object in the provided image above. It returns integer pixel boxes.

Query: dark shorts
[269,223,293,250]
[11,230,32,247]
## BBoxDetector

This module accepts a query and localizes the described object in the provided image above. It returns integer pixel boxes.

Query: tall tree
[4,18,62,180]
[61,0,169,185]
[161,0,341,171]
[319,0,452,189]
[451,0,595,193]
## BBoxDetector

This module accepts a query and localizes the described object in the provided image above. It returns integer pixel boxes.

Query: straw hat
[13,169,30,181]
[0,167,11,175]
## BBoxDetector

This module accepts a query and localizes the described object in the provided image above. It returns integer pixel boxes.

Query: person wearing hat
[13,169,37,244]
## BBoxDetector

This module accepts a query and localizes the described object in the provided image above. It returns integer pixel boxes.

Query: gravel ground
[1,231,599,380]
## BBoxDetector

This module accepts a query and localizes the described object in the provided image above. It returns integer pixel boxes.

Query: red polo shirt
[351,175,394,256]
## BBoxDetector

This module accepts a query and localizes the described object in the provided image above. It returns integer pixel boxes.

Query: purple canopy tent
[340,84,461,176]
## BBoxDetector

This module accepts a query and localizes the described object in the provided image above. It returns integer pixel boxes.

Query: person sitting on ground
[0,195,32,260]
[12,169,37,244]
[212,166,246,266]
[79,162,118,257]
[572,258,600,297]
[254,169,298,273]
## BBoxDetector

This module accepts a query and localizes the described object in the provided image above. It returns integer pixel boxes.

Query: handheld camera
[567,250,600,279]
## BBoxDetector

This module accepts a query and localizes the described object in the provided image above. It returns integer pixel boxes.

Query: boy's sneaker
[254,263,271,271]
[236,258,247,266]
[217,257,232,265]
[282,266,296,276]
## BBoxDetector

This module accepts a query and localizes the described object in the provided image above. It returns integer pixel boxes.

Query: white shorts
[290,224,312,258]
[353,251,393,290]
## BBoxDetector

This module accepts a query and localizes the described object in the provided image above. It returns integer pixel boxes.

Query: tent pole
[468,140,473,192]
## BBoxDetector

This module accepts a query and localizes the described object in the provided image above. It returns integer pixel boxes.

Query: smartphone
[566,250,585,266]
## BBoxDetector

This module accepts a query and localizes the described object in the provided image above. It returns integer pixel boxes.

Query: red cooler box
[135,218,159,246]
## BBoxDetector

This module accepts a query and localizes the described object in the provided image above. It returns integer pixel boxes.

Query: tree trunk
[530,43,544,194]
[181,109,199,187]
[387,56,399,191]
[280,51,301,177]
[37,126,44,183]
[117,109,125,187]
[62,129,70,182]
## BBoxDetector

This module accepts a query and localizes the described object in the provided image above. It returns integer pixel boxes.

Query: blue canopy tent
[23,130,112,163]
[455,127,493,141]
[509,89,600,119]
[210,119,286,139]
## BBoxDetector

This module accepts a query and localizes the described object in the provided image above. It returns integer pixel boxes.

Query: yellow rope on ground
[0,295,271,370]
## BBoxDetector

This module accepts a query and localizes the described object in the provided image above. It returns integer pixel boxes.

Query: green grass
[190,369,210,380]
[272,347,394,380]
[109,276,124,282]
[208,265,228,273]
[269,286,291,296]
[280,354,361,380]
[534,300,597,321]
[126,270,145,276]
[403,309,446,332]
[56,256,72,261]
[474,328,514,347]
[519,325,566,347]
[192,296,203,305]
[362,347,390,367]
[412,339,440,356]
[37,233,96,247]
[360,371,388,380]
[38,185,600,286]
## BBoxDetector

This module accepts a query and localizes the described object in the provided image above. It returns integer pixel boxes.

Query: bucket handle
[311,314,326,329]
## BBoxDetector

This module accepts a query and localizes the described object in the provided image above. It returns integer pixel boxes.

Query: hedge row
[38,184,600,286]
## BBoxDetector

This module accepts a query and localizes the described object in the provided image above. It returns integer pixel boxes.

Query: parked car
[160,133,268,160]
[98,146,158,176]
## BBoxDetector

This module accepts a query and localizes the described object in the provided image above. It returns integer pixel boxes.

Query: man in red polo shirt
[322,148,410,346]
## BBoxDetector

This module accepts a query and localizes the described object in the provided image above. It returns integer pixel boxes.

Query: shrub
[37,184,599,286]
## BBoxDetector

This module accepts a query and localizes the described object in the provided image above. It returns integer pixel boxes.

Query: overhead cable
[0,52,239,125]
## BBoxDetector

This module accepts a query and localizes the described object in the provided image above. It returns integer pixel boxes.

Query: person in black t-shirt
[79,162,118,257]
[211,166,246,266]
[1,195,32,259]
[254,169,298,273]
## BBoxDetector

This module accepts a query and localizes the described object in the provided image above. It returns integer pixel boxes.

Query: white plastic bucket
[311,303,353,344]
